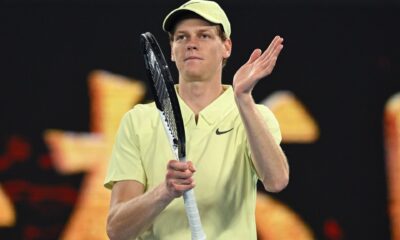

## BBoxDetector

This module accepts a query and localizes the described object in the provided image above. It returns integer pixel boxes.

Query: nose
[186,38,198,51]
[187,45,197,50]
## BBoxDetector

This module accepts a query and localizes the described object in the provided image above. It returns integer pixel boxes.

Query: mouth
[184,56,203,62]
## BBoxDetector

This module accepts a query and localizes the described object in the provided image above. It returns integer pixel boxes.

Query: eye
[200,34,210,39]
[175,34,186,41]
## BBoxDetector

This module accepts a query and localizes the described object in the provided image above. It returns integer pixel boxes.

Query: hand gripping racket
[140,32,206,240]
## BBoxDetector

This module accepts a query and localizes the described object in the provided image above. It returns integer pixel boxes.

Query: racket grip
[183,189,206,240]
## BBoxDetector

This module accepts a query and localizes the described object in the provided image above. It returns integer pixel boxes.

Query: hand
[233,36,284,97]
[165,160,196,199]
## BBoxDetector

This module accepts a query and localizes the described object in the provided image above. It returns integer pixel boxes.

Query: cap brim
[163,9,193,32]
[163,9,222,33]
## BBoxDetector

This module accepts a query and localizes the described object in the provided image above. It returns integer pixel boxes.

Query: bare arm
[106,160,196,240]
[233,36,289,192]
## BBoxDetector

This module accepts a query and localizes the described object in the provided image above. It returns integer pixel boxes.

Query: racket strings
[148,49,179,143]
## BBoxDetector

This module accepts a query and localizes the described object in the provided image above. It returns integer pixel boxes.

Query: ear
[223,38,232,59]
[170,44,175,62]
[169,40,175,62]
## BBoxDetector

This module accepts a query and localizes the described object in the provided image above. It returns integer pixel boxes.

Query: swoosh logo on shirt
[216,128,234,135]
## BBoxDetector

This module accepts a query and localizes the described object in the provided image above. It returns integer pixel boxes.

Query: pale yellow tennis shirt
[104,85,282,239]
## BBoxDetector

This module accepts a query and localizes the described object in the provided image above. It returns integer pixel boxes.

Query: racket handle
[183,189,206,240]
[178,151,205,238]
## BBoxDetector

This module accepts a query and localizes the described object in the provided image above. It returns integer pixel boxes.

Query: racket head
[140,32,186,158]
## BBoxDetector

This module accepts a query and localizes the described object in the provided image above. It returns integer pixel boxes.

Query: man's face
[170,18,231,82]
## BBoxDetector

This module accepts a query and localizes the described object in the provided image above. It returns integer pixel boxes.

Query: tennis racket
[140,32,206,240]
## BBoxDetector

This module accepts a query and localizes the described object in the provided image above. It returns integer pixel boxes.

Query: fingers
[259,36,284,62]
[165,160,196,198]
[246,36,283,67]
[187,161,196,172]
[253,36,283,76]
[167,160,191,171]
[246,49,262,64]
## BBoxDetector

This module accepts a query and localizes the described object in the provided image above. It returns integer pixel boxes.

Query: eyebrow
[174,27,216,35]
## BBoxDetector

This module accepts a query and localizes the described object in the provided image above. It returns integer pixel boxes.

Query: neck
[178,80,224,117]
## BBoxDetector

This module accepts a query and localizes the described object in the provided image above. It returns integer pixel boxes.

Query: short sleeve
[104,110,147,189]
[257,104,282,144]
[244,104,282,179]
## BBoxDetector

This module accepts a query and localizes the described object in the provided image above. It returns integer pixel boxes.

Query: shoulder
[126,102,157,117]
[255,103,280,126]
[121,102,159,128]
[256,103,282,143]
[255,104,276,119]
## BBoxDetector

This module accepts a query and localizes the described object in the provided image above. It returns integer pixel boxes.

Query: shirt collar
[176,85,235,126]
[176,87,195,126]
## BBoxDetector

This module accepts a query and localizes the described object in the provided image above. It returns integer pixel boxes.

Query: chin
[182,69,204,80]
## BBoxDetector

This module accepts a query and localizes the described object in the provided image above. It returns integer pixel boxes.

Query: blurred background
[1,0,400,239]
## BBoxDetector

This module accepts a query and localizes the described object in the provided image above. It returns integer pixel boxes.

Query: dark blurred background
[1,0,400,239]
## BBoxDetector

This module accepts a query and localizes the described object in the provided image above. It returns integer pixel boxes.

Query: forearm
[107,183,173,240]
[235,93,289,192]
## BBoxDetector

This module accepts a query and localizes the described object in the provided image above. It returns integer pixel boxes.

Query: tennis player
[104,0,289,239]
